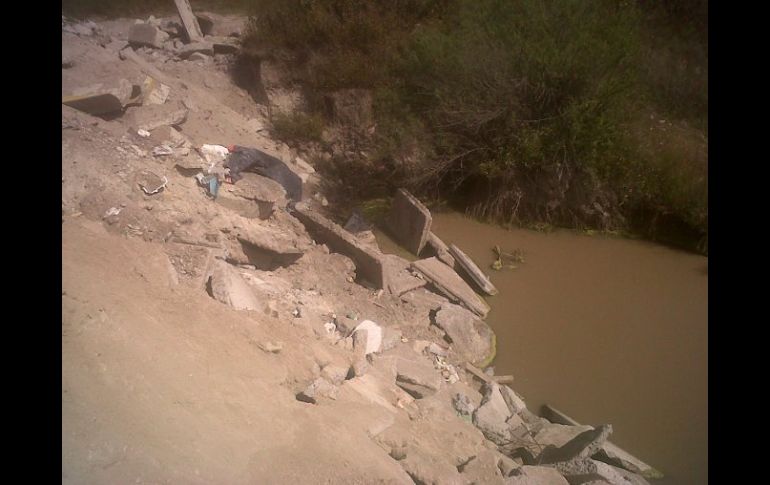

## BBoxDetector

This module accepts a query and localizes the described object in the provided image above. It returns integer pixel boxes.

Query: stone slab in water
[411,257,490,318]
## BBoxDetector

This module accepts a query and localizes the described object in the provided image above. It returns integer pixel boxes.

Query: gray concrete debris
[129,23,169,48]
[452,393,475,417]
[208,260,260,311]
[540,425,614,466]
[507,465,569,485]
[498,454,521,477]
[381,327,403,352]
[399,448,465,485]
[553,458,650,485]
[141,76,170,105]
[426,232,456,268]
[209,36,240,54]
[62,79,136,115]
[434,302,495,365]
[472,382,513,445]
[179,41,214,59]
[499,385,527,415]
[382,254,427,296]
[386,189,432,255]
[294,204,389,289]
[226,173,288,219]
[129,102,189,132]
[351,357,370,377]
[412,257,490,318]
[188,52,211,62]
[258,341,283,353]
[321,365,349,385]
[449,243,499,296]
[174,0,204,43]
[195,13,214,35]
[352,320,382,355]
[296,377,338,404]
[458,449,504,483]
[395,357,442,399]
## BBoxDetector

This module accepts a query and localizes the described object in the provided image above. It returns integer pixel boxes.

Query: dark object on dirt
[224,145,303,200]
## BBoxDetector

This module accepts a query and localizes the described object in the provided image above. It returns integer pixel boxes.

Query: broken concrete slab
[352,320,383,355]
[296,377,338,404]
[449,244,499,296]
[541,405,663,479]
[174,0,204,43]
[62,79,136,115]
[472,382,513,445]
[539,425,614,466]
[208,260,260,311]
[458,449,505,483]
[499,385,527,415]
[208,35,240,54]
[434,302,495,366]
[426,232,456,268]
[395,357,442,399]
[127,101,189,132]
[412,257,490,318]
[321,365,349,385]
[507,465,569,485]
[128,23,168,48]
[188,52,211,62]
[553,458,650,485]
[382,254,427,296]
[294,203,389,290]
[226,173,287,219]
[386,189,432,255]
[399,448,465,485]
[141,76,170,105]
[195,13,214,35]
[178,41,214,59]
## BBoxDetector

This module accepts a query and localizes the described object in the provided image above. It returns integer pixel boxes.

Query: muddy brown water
[375,211,707,485]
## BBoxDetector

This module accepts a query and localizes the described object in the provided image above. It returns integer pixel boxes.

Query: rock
[258,341,283,353]
[395,357,441,399]
[434,302,495,365]
[506,465,569,485]
[426,342,448,357]
[141,76,170,105]
[426,232,456,268]
[129,23,168,48]
[472,382,513,445]
[321,364,349,385]
[412,257,491,318]
[449,243,499,296]
[351,357,370,377]
[386,189,432,255]
[296,377,338,404]
[540,425,614,466]
[188,52,211,62]
[499,385,527,415]
[294,204,389,289]
[195,13,214,35]
[452,393,475,417]
[178,41,214,59]
[352,320,382,355]
[207,260,260,311]
[62,79,135,115]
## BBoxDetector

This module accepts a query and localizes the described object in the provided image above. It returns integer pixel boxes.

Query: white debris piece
[352,320,382,355]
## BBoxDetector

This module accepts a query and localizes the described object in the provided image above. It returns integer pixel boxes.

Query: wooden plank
[174,0,204,43]
[464,362,493,384]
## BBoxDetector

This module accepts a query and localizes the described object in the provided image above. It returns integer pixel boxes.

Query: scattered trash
[434,355,459,383]
[137,129,151,137]
[152,144,174,157]
[324,322,337,334]
[103,207,122,218]
[492,245,525,271]
[195,172,219,199]
[292,308,302,318]
[137,170,168,195]
[199,144,230,164]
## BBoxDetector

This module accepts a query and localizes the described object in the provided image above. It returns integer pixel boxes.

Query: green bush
[270,112,325,143]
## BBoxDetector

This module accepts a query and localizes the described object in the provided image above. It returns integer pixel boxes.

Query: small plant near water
[491,245,524,271]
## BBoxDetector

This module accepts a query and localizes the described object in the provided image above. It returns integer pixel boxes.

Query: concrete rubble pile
[61,7,663,484]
